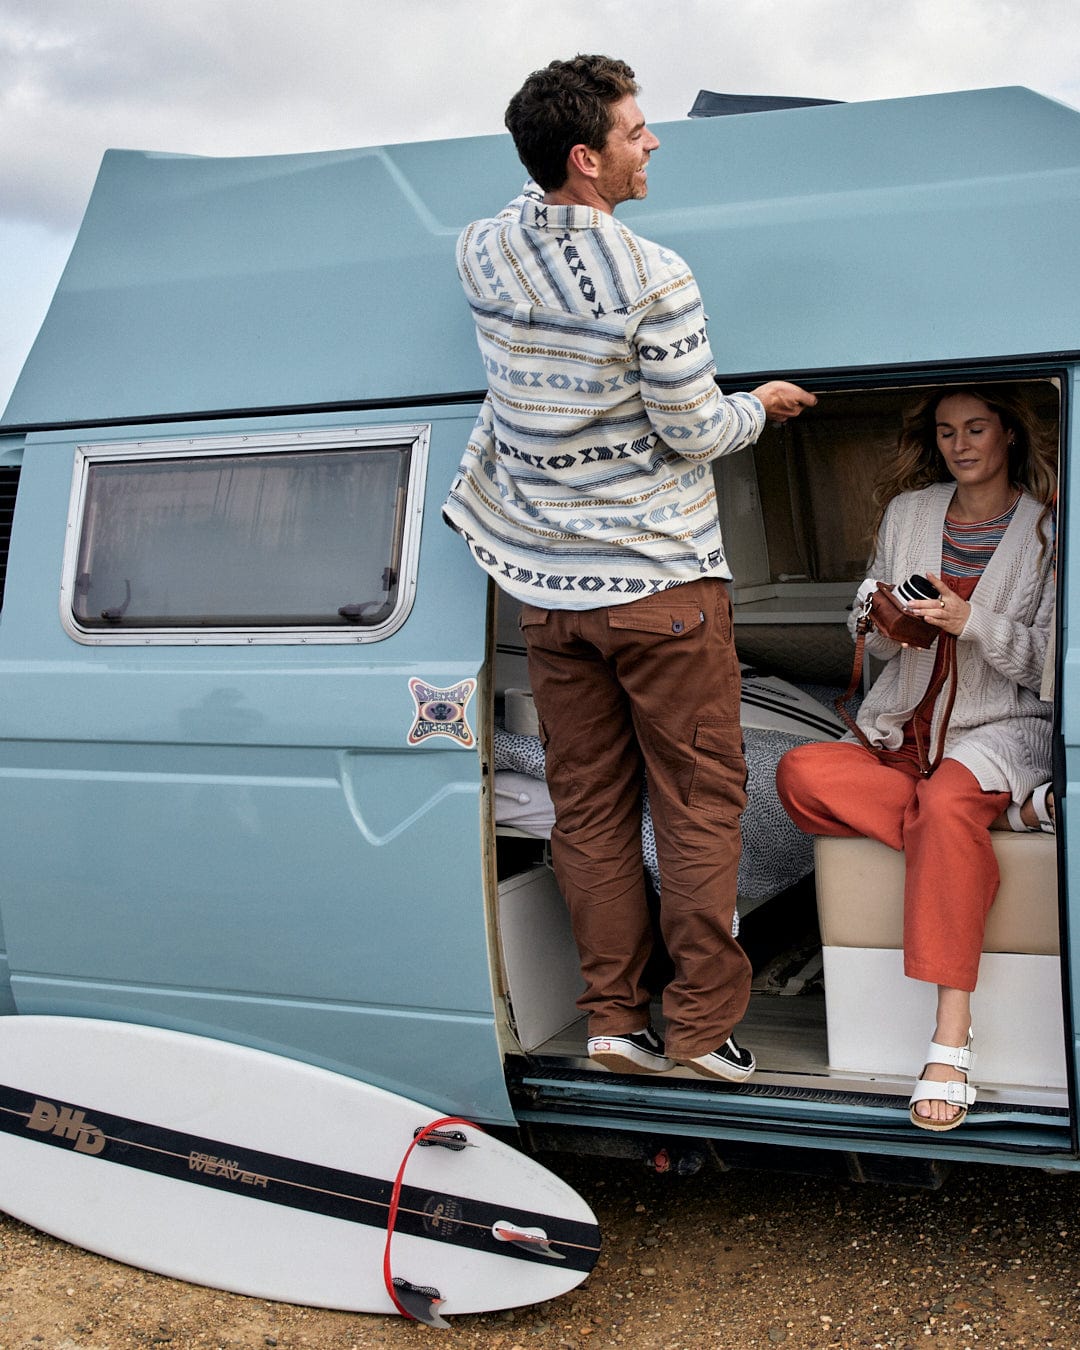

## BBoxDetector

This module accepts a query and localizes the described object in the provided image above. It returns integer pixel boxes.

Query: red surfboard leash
[382,1115,482,1324]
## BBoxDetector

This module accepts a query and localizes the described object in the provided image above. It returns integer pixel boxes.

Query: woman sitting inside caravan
[776,385,1056,1132]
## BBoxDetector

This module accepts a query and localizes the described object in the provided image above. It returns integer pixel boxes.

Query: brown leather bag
[866,582,937,649]
[835,583,958,777]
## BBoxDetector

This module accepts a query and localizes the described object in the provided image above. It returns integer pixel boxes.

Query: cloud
[0,0,501,226]
[2,0,1079,233]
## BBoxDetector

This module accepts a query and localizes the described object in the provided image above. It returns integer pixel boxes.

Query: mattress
[493,670,849,911]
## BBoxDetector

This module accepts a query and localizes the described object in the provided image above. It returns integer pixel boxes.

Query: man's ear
[567,142,601,181]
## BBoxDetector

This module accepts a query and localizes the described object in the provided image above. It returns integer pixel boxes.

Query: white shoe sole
[587,1037,673,1074]
[678,1051,756,1082]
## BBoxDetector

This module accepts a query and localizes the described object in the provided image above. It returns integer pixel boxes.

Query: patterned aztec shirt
[443,184,767,609]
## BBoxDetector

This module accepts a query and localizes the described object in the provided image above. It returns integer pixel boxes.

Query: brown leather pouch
[834,582,957,777]
[867,582,937,649]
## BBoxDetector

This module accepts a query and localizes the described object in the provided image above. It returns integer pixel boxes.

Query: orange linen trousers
[776,741,1010,991]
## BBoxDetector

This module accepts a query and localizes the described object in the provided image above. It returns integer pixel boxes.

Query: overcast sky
[3,0,1079,415]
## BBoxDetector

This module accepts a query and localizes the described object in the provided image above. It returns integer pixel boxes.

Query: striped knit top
[443,185,766,608]
[941,492,1021,579]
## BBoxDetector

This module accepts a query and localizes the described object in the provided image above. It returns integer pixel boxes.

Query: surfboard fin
[413,1125,472,1151]
[391,1276,451,1328]
[492,1219,565,1260]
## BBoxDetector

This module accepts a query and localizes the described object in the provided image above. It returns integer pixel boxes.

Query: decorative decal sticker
[407,678,477,748]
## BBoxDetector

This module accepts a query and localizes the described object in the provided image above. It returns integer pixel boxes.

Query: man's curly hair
[504,55,639,191]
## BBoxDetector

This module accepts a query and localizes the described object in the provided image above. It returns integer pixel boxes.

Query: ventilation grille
[0,467,21,609]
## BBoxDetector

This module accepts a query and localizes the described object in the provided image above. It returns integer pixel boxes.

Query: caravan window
[62,425,428,644]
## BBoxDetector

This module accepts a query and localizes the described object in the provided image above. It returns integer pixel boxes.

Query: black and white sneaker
[587,1025,674,1074]
[679,1036,756,1082]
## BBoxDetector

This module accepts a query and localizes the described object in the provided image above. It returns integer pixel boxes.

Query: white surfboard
[0,1016,599,1324]
[739,665,845,740]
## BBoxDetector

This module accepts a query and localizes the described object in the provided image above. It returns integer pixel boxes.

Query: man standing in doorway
[444,55,815,1079]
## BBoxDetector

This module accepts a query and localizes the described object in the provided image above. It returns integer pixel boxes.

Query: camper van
[1,85,1079,1191]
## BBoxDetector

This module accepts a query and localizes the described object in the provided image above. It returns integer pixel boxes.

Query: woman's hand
[903,571,970,637]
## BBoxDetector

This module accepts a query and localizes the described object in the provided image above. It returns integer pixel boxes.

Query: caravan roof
[4,85,1079,429]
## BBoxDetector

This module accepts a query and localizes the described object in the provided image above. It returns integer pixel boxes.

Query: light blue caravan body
[2,86,1080,1182]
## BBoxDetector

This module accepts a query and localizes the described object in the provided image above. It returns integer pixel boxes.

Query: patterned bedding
[495,724,823,919]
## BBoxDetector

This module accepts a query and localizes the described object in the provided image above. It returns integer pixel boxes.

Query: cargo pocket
[515,608,571,789]
[531,714,577,797]
[687,718,747,816]
[607,600,706,639]
[518,604,551,632]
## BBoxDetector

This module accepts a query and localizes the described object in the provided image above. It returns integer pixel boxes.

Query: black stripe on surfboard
[740,689,845,738]
[0,1081,599,1274]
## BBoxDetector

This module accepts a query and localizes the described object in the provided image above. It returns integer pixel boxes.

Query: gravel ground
[3,1152,1080,1349]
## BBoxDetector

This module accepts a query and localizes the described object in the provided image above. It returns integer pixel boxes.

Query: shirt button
[672,620,684,633]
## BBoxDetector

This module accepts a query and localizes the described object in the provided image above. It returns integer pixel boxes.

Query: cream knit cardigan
[849,482,1054,802]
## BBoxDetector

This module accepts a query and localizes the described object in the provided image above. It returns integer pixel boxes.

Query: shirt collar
[519,199,615,231]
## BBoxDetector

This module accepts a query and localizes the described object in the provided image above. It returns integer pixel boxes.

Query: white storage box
[497,866,583,1051]
[815,833,1065,1089]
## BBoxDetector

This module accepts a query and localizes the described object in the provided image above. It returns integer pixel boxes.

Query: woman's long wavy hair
[869,384,1058,554]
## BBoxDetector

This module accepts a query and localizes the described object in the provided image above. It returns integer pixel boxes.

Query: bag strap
[834,596,876,751]
[835,595,960,776]
[911,633,958,776]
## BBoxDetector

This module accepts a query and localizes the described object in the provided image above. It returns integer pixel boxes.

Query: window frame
[60,423,430,646]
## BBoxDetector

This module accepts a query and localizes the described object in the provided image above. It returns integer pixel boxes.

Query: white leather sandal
[909,1029,976,1132]
[1007,782,1055,834]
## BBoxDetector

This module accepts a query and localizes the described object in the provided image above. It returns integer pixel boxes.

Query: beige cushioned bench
[814,832,1064,1090]
[817,832,1059,954]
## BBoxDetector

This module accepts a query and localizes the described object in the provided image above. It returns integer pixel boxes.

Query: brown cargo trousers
[520,576,751,1060]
